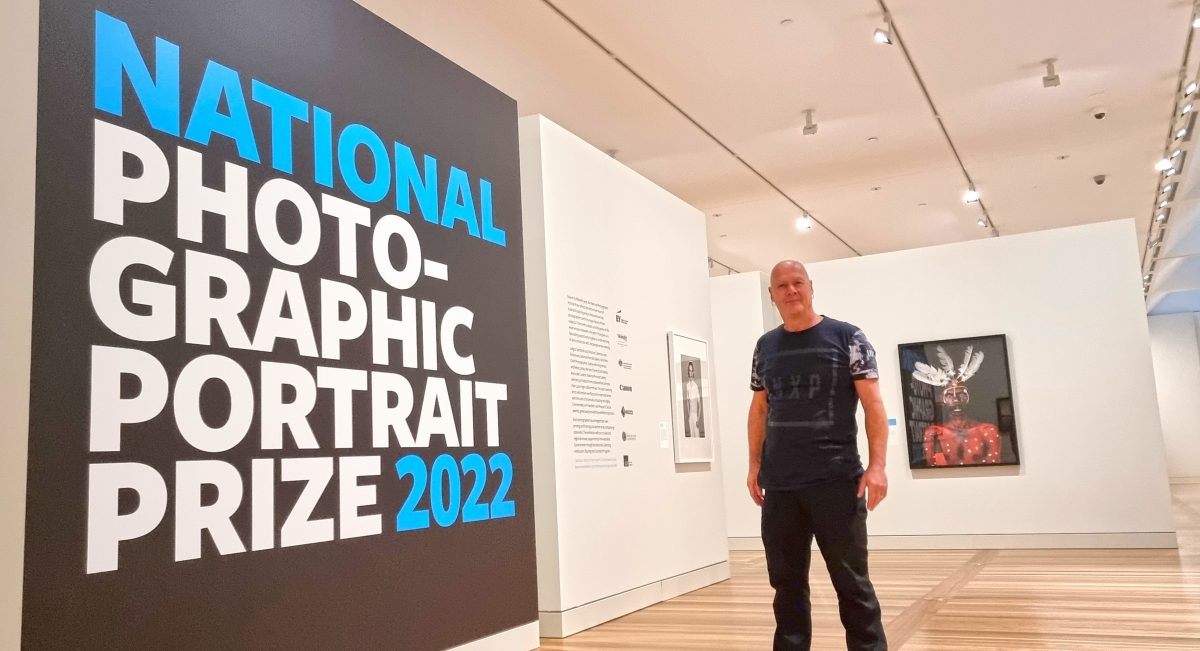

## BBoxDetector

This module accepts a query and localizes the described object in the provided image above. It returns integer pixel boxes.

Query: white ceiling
[359,0,1200,312]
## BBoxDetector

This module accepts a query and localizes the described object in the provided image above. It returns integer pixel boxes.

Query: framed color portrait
[667,332,714,463]
[897,334,1020,469]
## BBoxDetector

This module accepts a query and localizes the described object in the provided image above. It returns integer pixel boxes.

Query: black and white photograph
[667,332,714,463]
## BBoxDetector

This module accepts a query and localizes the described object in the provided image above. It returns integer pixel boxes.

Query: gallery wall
[1148,312,1200,479]
[718,220,1176,548]
[522,115,729,636]
[0,0,36,645]
[710,272,777,540]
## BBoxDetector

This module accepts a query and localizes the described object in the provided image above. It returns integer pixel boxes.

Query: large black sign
[26,1,535,648]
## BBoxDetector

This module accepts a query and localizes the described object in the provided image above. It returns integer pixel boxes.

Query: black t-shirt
[750,317,879,489]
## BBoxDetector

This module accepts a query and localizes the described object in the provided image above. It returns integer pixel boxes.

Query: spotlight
[963,185,980,203]
[795,213,813,231]
[1172,149,1182,158]
[1163,184,1174,193]
[1156,210,1169,222]
[801,109,817,136]
[1155,158,1173,171]
[1042,58,1060,88]
[976,217,987,227]
[873,27,892,45]
[1193,17,1200,28]
[1188,82,1198,96]
[1167,167,1177,176]
[1160,200,1169,208]
[1177,113,1196,141]
[1184,104,1194,116]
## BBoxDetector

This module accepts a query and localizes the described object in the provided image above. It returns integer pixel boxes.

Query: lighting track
[1141,1,1199,290]
[875,0,998,237]
[539,0,863,257]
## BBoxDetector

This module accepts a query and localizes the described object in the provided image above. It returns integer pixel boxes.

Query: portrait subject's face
[943,384,970,410]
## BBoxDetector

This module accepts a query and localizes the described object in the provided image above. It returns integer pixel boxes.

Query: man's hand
[747,467,764,507]
[857,464,888,511]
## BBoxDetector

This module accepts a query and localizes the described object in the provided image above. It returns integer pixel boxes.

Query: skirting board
[539,561,730,638]
[446,622,540,651]
[730,532,1179,550]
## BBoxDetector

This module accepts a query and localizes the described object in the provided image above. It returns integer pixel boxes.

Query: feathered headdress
[913,345,984,387]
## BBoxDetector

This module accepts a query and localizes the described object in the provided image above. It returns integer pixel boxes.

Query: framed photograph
[667,332,714,463]
[897,334,1020,469]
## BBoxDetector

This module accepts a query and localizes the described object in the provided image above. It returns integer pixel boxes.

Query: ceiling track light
[873,11,893,45]
[795,212,814,232]
[1188,81,1198,97]
[963,185,980,203]
[801,108,817,136]
[1042,58,1061,88]
[1155,158,1173,171]
[1177,112,1196,142]
[976,217,988,227]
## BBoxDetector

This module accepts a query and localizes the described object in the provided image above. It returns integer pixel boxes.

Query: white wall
[521,115,728,633]
[1148,312,1200,479]
[718,220,1176,547]
[710,272,777,539]
[0,0,37,645]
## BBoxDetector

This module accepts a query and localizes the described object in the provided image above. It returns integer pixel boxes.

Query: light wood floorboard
[538,484,1200,650]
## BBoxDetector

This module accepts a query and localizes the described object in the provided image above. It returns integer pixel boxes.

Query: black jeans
[761,478,886,651]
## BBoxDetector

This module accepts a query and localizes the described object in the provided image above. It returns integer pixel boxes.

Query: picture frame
[667,332,714,463]
[897,334,1021,469]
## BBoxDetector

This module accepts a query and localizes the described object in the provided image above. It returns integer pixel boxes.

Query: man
[748,260,889,651]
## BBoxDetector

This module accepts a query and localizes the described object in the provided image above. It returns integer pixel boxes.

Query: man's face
[943,384,970,410]
[769,262,814,318]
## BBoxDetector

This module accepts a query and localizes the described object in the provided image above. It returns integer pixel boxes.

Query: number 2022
[394,452,515,530]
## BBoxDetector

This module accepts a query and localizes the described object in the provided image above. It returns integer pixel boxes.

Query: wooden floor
[539,483,1200,649]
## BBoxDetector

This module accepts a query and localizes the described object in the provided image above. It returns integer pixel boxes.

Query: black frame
[896,334,1021,469]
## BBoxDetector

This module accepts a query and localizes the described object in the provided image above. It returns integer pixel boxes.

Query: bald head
[770,260,808,285]
[768,259,818,329]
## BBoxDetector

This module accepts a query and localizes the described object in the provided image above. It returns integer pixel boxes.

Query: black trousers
[761,478,886,651]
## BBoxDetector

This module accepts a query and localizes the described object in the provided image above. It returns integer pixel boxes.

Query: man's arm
[747,390,767,506]
[854,378,889,510]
